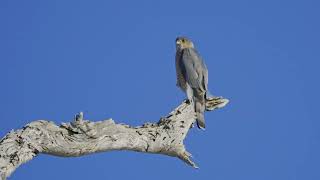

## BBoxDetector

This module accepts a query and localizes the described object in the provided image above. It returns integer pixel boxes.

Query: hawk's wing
[180,48,208,92]
[175,51,187,91]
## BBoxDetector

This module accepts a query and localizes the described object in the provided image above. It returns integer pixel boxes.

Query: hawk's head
[176,37,194,50]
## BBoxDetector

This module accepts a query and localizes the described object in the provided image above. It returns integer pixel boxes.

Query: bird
[175,37,214,129]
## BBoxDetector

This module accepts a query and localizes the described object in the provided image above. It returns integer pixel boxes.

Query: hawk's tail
[193,90,206,130]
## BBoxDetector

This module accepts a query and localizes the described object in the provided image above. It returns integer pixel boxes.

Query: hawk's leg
[186,84,194,104]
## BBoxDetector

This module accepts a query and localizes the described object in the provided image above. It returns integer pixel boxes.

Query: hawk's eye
[182,39,185,43]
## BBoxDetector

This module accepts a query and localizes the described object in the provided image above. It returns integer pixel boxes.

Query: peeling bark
[0,97,228,180]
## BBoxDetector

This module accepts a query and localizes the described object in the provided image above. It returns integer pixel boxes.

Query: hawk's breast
[175,50,187,92]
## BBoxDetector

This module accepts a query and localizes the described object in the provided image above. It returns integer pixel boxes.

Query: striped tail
[193,90,206,129]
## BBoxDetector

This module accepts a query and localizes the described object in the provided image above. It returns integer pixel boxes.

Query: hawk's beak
[176,40,181,45]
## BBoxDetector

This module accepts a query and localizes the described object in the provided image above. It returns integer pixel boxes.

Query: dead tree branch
[0,97,228,180]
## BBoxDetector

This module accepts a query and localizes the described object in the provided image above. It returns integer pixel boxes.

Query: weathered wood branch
[0,97,228,180]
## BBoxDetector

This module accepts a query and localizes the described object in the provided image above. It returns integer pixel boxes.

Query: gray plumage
[175,37,212,129]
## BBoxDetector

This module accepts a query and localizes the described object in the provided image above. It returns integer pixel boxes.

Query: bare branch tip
[74,112,84,122]
[206,96,230,111]
[177,151,199,169]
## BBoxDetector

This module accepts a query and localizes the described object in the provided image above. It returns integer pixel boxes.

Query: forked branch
[0,97,228,180]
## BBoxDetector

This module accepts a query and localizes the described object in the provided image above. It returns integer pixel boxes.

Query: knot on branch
[60,112,115,138]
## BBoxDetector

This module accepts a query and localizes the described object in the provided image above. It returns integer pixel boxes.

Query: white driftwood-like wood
[0,97,228,180]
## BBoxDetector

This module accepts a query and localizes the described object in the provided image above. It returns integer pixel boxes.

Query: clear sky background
[0,0,319,179]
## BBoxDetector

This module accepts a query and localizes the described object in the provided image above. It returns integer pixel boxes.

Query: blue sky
[0,0,319,179]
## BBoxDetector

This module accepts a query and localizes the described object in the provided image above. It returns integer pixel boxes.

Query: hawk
[175,37,213,129]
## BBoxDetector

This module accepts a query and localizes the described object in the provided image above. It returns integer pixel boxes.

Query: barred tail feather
[193,90,206,130]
